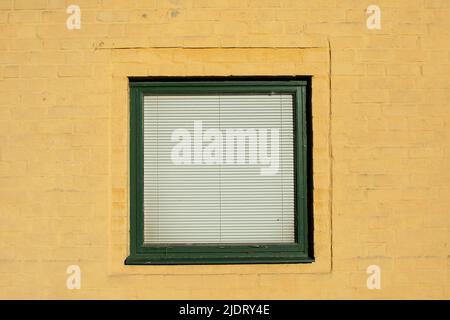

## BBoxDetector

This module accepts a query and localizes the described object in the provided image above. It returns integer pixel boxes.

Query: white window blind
[143,94,295,244]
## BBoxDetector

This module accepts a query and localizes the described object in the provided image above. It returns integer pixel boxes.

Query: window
[126,78,313,265]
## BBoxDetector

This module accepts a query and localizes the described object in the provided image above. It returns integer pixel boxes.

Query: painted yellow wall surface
[0,0,449,299]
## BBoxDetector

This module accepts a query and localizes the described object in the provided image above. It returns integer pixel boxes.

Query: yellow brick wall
[0,0,449,299]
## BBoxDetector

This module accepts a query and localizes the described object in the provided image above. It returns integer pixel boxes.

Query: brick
[14,0,47,10]
[3,65,19,78]
[57,65,91,77]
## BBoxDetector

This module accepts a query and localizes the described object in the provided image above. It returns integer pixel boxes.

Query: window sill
[125,253,314,265]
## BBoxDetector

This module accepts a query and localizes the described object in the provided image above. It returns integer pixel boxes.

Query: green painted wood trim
[126,79,313,265]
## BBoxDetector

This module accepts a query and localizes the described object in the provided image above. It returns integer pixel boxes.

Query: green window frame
[125,77,313,265]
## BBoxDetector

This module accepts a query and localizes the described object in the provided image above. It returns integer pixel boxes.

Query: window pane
[143,94,295,244]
